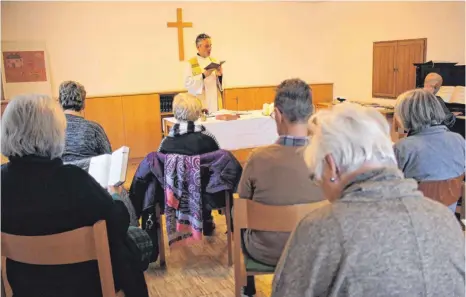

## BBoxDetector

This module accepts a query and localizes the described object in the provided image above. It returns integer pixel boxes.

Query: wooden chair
[392,116,407,140]
[233,194,329,297]
[156,191,233,267]
[1,221,124,297]
[418,175,464,209]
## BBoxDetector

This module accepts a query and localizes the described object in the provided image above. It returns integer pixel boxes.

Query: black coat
[1,156,148,297]
[158,131,220,156]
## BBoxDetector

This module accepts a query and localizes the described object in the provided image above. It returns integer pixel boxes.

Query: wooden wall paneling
[311,84,333,104]
[254,87,276,110]
[84,96,126,150]
[395,39,426,96]
[373,41,397,98]
[223,88,254,111]
[223,89,239,110]
[121,94,162,159]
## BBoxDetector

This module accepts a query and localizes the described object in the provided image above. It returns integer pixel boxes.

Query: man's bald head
[424,73,443,95]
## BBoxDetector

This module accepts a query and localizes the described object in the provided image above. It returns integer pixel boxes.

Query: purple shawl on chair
[164,154,203,246]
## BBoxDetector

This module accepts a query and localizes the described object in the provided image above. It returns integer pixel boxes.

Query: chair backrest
[233,194,330,232]
[418,175,464,207]
[1,220,117,297]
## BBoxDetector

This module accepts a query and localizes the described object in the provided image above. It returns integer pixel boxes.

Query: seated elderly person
[238,78,324,297]
[394,89,465,212]
[423,72,459,127]
[271,102,465,297]
[158,92,220,234]
[59,80,112,163]
[1,94,150,297]
[158,92,219,155]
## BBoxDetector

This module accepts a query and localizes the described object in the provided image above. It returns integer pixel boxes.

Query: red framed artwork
[3,51,47,83]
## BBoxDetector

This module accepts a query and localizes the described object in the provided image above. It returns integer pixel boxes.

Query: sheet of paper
[450,86,465,105]
[88,154,112,187]
[437,86,456,103]
[108,146,130,186]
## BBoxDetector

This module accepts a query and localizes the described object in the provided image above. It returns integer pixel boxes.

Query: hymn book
[204,61,226,70]
[437,86,465,105]
[88,146,130,187]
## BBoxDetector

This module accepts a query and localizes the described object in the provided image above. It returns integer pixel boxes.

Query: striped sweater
[62,114,112,162]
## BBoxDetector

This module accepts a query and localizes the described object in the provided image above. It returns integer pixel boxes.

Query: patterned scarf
[164,154,203,246]
[168,121,205,137]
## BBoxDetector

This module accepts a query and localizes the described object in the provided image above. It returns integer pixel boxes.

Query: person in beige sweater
[237,78,324,297]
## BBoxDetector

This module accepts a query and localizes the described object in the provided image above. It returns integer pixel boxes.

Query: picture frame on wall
[1,41,52,100]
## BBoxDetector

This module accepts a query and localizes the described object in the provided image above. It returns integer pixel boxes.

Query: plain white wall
[1,1,465,100]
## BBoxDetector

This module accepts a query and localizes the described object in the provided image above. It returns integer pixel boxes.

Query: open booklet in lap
[88,146,130,187]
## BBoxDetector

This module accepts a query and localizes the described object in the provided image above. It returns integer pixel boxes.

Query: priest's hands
[203,69,214,78]
[216,66,223,76]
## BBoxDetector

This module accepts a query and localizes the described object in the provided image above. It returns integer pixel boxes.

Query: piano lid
[414,60,458,67]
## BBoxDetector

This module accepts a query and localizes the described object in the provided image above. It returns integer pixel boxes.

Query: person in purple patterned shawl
[157,93,220,235]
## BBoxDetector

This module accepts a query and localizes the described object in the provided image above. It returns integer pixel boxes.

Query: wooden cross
[167,8,192,61]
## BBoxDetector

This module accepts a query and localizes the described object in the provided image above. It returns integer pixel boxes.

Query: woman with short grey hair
[394,89,465,212]
[1,94,150,297]
[58,80,111,162]
[271,102,464,297]
[158,92,219,156]
[155,92,219,234]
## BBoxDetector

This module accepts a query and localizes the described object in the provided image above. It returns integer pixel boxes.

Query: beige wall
[321,1,465,101]
[2,1,464,101]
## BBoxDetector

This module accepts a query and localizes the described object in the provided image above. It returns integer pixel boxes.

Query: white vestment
[184,55,223,112]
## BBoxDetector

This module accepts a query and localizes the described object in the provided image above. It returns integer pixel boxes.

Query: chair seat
[244,254,275,273]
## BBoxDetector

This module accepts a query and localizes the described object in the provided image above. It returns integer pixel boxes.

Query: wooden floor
[125,160,273,297]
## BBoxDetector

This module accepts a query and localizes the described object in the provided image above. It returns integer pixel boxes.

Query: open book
[88,146,130,187]
[436,86,465,104]
[204,60,225,70]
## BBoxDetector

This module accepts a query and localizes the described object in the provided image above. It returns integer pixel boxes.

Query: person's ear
[324,154,338,179]
[274,107,283,123]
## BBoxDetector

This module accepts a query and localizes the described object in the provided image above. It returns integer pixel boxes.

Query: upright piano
[414,61,465,138]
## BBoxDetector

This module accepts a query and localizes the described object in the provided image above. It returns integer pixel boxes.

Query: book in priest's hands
[88,146,130,187]
[204,61,226,70]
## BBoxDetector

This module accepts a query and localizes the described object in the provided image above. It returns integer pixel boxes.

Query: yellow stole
[188,56,223,110]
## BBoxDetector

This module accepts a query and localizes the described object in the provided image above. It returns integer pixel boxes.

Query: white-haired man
[184,33,223,112]
[423,72,459,127]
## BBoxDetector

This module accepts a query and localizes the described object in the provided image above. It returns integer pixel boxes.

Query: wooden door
[395,39,426,96]
[121,94,162,159]
[84,96,126,150]
[373,41,397,98]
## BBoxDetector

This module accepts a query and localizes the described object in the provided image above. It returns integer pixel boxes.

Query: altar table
[163,110,278,163]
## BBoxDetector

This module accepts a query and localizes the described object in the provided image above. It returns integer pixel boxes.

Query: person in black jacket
[423,72,461,128]
[1,94,149,297]
[158,93,220,234]
[159,93,220,155]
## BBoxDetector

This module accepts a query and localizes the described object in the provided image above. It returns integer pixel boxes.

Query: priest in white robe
[184,33,223,112]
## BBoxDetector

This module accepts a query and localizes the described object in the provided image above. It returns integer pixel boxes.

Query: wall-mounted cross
[167,8,192,61]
